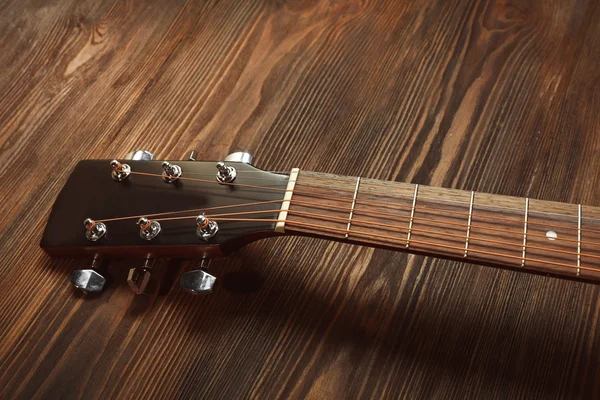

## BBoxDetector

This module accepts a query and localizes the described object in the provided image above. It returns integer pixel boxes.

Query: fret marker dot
[546,230,557,241]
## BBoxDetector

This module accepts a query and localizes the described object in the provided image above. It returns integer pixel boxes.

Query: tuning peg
[224,152,253,165]
[180,259,217,295]
[71,255,107,294]
[127,257,155,295]
[124,150,153,161]
[216,161,236,183]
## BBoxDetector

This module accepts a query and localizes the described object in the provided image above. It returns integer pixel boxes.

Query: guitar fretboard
[281,170,600,282]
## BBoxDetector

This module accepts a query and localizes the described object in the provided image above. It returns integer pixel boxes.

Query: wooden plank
[1,0,600,398]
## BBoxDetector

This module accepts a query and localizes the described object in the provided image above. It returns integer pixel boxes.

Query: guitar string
[97,186,599,241]
[282,219,600,274]
[253,203,597,246]
[166,169,599,225]
[182,171,600,226]
[292,186,600,234]
[97,199,286,223]
[126,170,600,229]
[143,208,600,261]
[95,197,594,246]
[296,197,597,237]
[285,210,600,261]
[92,169,600,264]
[289,180,600,224]
[291,200,594,245]
[192,217,600,274]
[89,169,600,271]
[95,186,600,242]
[89,192,600,270]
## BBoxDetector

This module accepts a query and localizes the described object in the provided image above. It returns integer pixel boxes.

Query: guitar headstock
[41,151,291,295]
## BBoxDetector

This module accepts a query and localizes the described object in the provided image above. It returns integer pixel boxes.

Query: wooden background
[1,0,599,398]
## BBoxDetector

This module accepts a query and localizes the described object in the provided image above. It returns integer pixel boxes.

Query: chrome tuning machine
[215,152,254,182]
[110,150,153,181]
[180,259,217,295]
[71,255,107,294]
[138,217,161,240]
[216,161,236,183]
[162,161,182,183]
[84,218,106,241]
[196,215,218,240]
[110,160,131,181]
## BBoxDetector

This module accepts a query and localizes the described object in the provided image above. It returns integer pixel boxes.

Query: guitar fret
[577,204,582,276]
[521,198,529,267]
[464,191,475,258]
[345,177,361,238]
[405,184,419,248]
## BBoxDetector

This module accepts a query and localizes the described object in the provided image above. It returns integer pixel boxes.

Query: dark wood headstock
[41,159,289,259]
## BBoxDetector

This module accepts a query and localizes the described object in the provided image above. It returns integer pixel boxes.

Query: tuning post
[216,161,236,183]
[138,217,161,240]
[110,160,131,181]
[84,218,107,241]
[196,215,218,240]
[187,150,198,161]
[127,257,154,295]
[162,161,182,183]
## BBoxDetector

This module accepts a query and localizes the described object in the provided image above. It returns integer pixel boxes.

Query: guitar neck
[278,169,600,283]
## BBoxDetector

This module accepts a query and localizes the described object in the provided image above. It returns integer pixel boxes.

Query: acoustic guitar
[41,150,600,295]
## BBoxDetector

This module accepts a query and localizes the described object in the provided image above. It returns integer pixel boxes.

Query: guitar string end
[162,161,182,183]
[84,218,106,241]
[110,159,131,181]
[138,217,161,240]
[216,161,236,183]
[196,215,218,240]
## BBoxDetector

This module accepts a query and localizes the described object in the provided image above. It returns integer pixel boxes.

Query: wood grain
[1,0,600,398]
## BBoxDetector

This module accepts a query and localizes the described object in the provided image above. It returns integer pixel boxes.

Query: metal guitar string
[98,204,600,270]
[114,170,600,233]
[131,196,591,247]
[181,169,600,226]
[95,197,592,246]
[289,199,595,246]
[293,181,600,225]
[97,199,286,223]
[94,207,600,272]
[134,200,600,248]
[89,170,600,270]
[190,216,600,275]
[284,210,600,261]
[137,206,600,263]
[95,170,600,244]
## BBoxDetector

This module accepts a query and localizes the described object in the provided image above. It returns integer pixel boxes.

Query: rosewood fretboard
[280,170,600,282]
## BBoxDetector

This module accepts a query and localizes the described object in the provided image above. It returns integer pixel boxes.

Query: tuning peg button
[224,152,253,165]
[72,255,106,294]
[124,150,153,161]
[180,259,216,295]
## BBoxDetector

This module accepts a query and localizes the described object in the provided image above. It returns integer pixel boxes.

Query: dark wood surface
[1,0,600,398]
